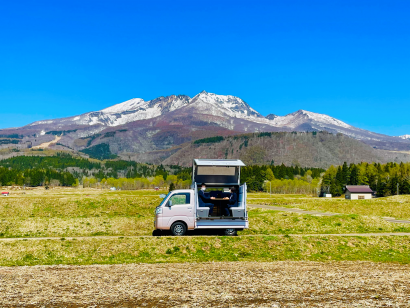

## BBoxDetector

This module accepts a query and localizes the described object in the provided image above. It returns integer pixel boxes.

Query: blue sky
[1,0,409,135]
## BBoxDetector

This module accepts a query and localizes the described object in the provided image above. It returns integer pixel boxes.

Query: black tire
[152,229,162,236]
[224,228,237,236]
[171,222,187,236]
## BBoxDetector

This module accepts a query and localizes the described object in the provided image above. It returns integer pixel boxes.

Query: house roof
[346,185,373,193]
[194,159,246,167]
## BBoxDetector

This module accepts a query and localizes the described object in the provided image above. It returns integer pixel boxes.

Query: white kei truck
[153,159,248,236]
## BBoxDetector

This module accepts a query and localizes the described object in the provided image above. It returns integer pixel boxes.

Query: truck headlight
[155,207,162,214]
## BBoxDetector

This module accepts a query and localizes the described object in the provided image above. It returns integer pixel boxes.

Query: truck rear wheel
[224,228,237,236]
[171,222,187,236]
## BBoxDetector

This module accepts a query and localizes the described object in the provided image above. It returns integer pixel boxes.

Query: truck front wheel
[224,228,237,236]
[171,222,187,236]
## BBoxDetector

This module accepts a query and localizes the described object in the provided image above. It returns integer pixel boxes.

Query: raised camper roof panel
[194,159,246,167]
[192,159,245,185]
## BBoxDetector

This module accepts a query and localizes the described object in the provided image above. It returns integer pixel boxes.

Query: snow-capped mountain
[1,90,410,157]
[271,110,352,129]
[23,92,360,134]
[189,91,264,120]
[265,109,410,150]
[30,95,191,127]
[26,91,265,129]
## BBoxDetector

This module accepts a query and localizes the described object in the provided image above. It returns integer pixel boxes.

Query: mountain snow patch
[271,110,352,129]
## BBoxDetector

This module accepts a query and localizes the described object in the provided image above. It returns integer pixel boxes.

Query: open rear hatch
[192,159,246,185]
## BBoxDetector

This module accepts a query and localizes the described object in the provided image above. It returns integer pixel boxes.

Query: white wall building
[345,185,373,200]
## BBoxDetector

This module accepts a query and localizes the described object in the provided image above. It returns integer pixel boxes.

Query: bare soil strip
[1,261,409,307]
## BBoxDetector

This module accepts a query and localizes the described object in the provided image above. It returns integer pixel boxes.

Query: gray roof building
[345,185,374,193]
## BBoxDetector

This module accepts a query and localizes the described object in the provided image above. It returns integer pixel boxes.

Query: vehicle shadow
[153,229,233,236]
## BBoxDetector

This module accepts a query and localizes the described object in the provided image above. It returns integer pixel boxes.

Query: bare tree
[50,179,60,188]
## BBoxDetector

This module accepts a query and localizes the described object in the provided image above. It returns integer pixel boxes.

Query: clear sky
[1,0,409,135]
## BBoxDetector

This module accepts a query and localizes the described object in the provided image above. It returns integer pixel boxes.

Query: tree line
[321,162,410,197]
[0,154,191,187]
[0,166,76,187]
[241,164,324,192]
[83,175,191,190]
[2,154,410,197]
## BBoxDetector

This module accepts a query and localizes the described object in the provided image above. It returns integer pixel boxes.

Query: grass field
[2,235,410,266]
[249,193,410,220]
[1,188,410,266]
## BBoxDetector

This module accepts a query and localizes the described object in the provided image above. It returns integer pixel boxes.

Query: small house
[1,192,9,196]
[345,186,373,200]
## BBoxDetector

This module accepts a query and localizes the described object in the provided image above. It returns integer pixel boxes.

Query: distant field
[249,194,410,220]
[1,188,410,266]
[1,188,410,238]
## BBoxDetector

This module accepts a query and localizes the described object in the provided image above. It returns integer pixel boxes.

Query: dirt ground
[1,262,410,307]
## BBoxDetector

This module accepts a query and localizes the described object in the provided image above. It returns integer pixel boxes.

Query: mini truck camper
[153,159,248,236]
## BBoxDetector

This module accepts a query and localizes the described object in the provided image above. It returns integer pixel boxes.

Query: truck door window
[168,193,191,206]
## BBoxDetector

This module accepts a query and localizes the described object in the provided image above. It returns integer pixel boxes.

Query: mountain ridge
[1,91,409,163]
[398,135,410,140]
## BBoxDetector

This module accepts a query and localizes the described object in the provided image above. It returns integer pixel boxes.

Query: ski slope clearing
[32,135,62,149]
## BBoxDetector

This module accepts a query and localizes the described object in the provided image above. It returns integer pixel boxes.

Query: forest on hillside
[0,154,190,187]
[162,131,410,168]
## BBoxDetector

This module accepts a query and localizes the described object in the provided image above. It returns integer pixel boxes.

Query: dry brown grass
[1,261,410,307]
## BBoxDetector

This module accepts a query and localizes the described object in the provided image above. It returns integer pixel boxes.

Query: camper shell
[153,159,248,236]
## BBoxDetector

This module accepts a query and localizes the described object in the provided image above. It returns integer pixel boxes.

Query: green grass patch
[243,209,410,235]
[1,235,410,266]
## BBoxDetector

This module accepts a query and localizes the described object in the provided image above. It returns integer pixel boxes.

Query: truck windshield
[158,192,171,207]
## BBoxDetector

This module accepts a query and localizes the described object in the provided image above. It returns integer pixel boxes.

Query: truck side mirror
[167,200,173,207]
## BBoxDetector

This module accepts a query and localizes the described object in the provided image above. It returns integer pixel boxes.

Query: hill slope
[161,132,410,168]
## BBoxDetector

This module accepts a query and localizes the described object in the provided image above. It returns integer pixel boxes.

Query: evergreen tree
[349,165,359,185]
[341,162,349,184]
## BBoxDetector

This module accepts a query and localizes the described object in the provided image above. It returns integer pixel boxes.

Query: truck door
[193,183,198,228]
[162,192,195,228]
